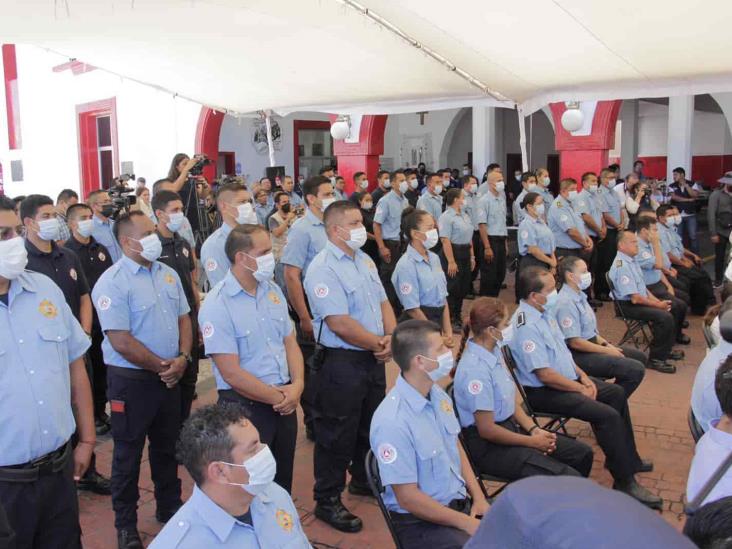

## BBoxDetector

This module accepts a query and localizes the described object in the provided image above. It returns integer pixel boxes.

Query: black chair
[500,346,572,436]
[445,383,510,499]
[605,273,652,351]
[365,449,405,549]
[688,408,705,443]
[702,321,716,350]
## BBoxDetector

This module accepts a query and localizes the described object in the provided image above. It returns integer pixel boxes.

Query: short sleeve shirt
[463,192,480,230]
[598,185,623,226]
[200,223,234,288]
[517,215,555,256]
[547,196,586,249]
[608,251,648,300]
[555,285,598,340]
[416,193,443,222]
[636,237,662,285]
[374,191,408,240]
[91,216,122,263]
[391,245,448,310]
[691,339,731,432]
[280,209,327,276]
[573,189,603,237]
[512,190,528,225]
[686,421,732,506]
[438,208,474,245]
[477,191,508,236]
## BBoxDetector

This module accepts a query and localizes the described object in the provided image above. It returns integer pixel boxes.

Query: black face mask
[101,205,115,218]
[281,203,291,214]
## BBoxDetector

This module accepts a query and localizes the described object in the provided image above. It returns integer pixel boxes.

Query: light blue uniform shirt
[255,204,270,226]
[92,256,190,369]
[370,376,467,513]
[438,207,474,245]
[416,193,443,221]
[463,191,481,231]
[477,191,508,237]
[374,191,408,240]
[201,223,234,288]
[691,339,731,431]
[454,340,516,425]
[391,245,447,310]
[658,222,685,257]
[334,188,346,201]
[608,251,648,300]
[508,301,579,387]
[686,421,732,506]
[573,189,603,237]
[0,272,90,466]
[517,215,555,256]
[284,191,304,209]
[598,185,623,226]
[281,209,327,276]
[538,188,554,211]
[636,237,662,285]
[555,285,598,340]
[304,242,386,350]
[547,196,586,249]
[198,272,292,389]
[149,484,311,549]
[91,215,122,263]
[513,189,528,225]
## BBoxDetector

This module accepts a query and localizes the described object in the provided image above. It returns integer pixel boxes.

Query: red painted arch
[194,107,224,182]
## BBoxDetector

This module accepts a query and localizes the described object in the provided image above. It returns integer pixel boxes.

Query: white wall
[0,45,200,200]
[218,111,330,182]
[446,109,472,168]
[500,108,557,169]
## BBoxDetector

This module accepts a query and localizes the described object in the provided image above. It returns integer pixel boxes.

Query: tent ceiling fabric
[2,0,732,115]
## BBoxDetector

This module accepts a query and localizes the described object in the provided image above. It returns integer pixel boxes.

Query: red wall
[609,155,732,187]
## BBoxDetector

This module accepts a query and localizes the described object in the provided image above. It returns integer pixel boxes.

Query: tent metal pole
[264,110,276,167]
[517,106,529,172]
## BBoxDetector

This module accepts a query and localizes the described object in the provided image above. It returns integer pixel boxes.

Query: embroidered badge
[642,251,651,259]
[202,321,215,339]
[275,509,294,533]
[164,273,175,284]
[616,259,623,267]
[205,258,218,272]
[69,268,77,281]
[97,295,112,311]
[620,275,631,285]
[468,380,483,395]
[560,215,568,222]
[38,299,58,319]
[523,340,536,353]
[377,443,398,464]
[98,251,106,262]
[440,399,453,413]
[313,283,329,298]
[399,282,413,295]
[268,291,281,305]
[521,230,529,239]
[561,317,573,328]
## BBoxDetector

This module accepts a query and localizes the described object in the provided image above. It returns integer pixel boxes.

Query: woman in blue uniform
[453,297,593,480]
[516,192,557,301]
[391,207,453,347]
[438,188,475,327]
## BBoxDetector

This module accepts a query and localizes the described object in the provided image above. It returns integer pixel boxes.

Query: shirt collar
[221,270,263,298]
[559,284,584,303]
[709,421,732,449]
[120,254,159,275]
[616,251,633,263]
[188,485,246,543]
[326,240,353,261]
[220,223,234,237]
[25,238,63,258]
[517,300,542,323]
[11,272,37,295]
[407,244,428,263]
[465,339,499,368]
[395,375,434,414]
[305,208,324,226]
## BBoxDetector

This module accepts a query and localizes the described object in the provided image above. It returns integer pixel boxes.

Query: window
[77,99,118,197]
[97,116,114,188]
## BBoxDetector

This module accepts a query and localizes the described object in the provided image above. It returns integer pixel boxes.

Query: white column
[472,106,497,176]
[620,100,639,176]
[666,96,694,182]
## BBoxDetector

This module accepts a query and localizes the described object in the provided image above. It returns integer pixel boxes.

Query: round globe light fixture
[330,116,351,140]
[561,102,584,132]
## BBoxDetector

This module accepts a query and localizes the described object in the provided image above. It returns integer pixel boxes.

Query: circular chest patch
[468,380,483,395]
[69,268,77,281]
[521,230,529,239]
[561,317,573,328]
[205,258,218,272]
[164,273,175,284]
[377,443,397,464]
[98,251,106,262]
[642,251,651,259]
[399,282,413,295]
[202,321,215,339]
[522,340,536,353]
[313,283,329,299]
[560,215,568,222]
[182,247,189,258]
[620,275,631,285]
[97,295,111,311]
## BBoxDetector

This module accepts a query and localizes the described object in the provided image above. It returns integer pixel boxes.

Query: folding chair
[702,321,716,350]
[445,383,510,499]
[688,408,705,443]
[500,346,572,436]
[605,273,652,351]
[365,449,405,549]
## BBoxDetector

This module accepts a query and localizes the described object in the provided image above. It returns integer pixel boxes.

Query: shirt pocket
[130,292,155,313]
[414,427,449,489]
[164,286,181,315]
[38,323,71,372]
[233,319,257,358]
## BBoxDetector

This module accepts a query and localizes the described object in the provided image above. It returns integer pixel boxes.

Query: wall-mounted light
[561,101,584,132]
[330,115,351,140]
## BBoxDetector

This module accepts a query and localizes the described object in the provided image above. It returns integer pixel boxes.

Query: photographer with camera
[615,173,656,231]
[168,153,212,237]
[87,190,123,263]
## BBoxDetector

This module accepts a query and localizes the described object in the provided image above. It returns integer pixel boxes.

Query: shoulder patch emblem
[468,380,483,395]
[39,299,58,319]
[517,311,526,327]
[399,282,413,295]
[202,321,215,339]
[522,340,536,353]
[275,509,294,533]
[521,230,529,239]
[205,258,218,272]
[267,290,281,305]
[620,275,631,285]
[98,251,106,262]
[440,399,453,413]
[69,268,77,281]
[97,295,111,311]
[377,443,398,464]
[182,247,189,258]
[560,214,568,222]
[561,317,573,328]
[616,259,623,267]
[313,283,329,299]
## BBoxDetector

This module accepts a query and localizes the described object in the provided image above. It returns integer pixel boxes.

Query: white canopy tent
[2,0,732,118]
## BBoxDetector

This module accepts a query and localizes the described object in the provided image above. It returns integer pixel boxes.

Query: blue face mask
[543,289,559,311]
[422,351,454,382]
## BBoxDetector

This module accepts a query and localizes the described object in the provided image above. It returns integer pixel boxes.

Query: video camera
[108,175,137,218]
[189,154,212,177]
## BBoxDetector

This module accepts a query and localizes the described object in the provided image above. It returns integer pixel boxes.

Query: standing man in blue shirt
[374,169,409,314]
[149,404,312,548]
[0,195,95,549]
[477,170,507,297]
[595,168,626,301]
[200,182,256,288]
[93,211,193,549]
[573,172,607,306]
[416,172,444,221]
[199,224,304,493]
[87,189,123,263]
[370,319,489,548]
[547,178,593,262]
[281,175,334,441]
[304,200,396,533]
[509,265,660,508]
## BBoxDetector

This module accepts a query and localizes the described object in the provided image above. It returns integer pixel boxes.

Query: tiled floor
[79,285,705,548]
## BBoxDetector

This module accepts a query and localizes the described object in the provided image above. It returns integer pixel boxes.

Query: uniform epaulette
[517,311,526,327]
[616,259,623,267]
[153,519,190,547]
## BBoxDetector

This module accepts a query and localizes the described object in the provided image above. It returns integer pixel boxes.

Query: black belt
[323,346,374,357]
[0,441,71,483]
[451,243,471,250]
[108,364,164,381]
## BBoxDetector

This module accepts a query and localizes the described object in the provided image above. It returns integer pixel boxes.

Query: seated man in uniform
[509,266,661,508]
[370,319,490,549]
[150,404,311,548]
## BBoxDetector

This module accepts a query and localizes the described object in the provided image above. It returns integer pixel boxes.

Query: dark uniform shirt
[25,239,89,321]
[157,231,196,309]
[63,235,114,290]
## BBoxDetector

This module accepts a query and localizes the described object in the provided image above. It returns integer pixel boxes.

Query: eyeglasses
[0,225,24,241]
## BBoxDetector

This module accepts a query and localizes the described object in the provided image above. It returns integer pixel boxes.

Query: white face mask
[360,179,369,189]
[543,176,551,187]
[607,178,617,188]
[535,204,546,217]
[329,176,337,186]
[37,218,61,241]
[409,179,419,190]
[578,272,592,290]
[320,197,336,212]
[0,237,28,279]
[361,202,373,211]
[495,181,505,193]
[383,179,392,189]
[166,212,185,232]
[223,445,277,496]
[134,234,162,262]
[398,181,409,194]
[515,174,522,182]
[245,252,276,282]
[567,190,579,201]
[234,203,257,225]
[528,183,539,192]
[340,226,367,250]
[466,183,477,194]
[77,219,94,238]
[434,184,443,195]
[422,228,439,249]
[422,351,454,382]
[674,215,683,226]
[586,185,598,194]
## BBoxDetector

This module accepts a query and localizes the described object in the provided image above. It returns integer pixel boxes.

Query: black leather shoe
[117,529,143,549]
[668,349,685,361]
[682,320,689,329]
[348,481,374,497]
[676,334,691,345]
[613,478,662,510]
[315,496,363,533]
[77,470,112,495]
[156,505,182,524]
[648,360,676,374]
[638,459,654,473]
